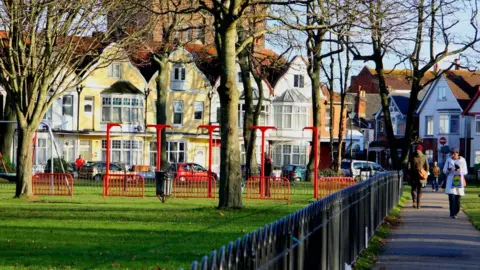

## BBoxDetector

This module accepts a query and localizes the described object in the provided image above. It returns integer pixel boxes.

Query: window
[173,66,186,81]
[284,106,292,128]
[149,142,157,167]
[325,107,332,130]
[294,75,304,88]
[294,106,308,129]
[425,150,433,164]
[167,141,186,163]
[62,140,75,162]
[101,139,143,166]
[102,96,143,123]
[62,95,73,116]
[173,101,183,125]
[274,105,307,129]
[425,116,433,136]
[84,96,93,114]
[79,140,91,161]
[43,106,53,120]
[194,102,203,120]
[450,115,459,133]
[476,116,480,134]
[108,63,121,78]
[272,144,307,166]
[475,150,480,165]
[36,138,49,165]
[439,115,449,134]
[238,104,268,128]
[438,87,447,100]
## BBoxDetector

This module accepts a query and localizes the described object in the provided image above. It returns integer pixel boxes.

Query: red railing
[317,177,356,199]
[173,175,216,199]
[245,176,290,203]
[103,174,144,197]
[32,173,74,196]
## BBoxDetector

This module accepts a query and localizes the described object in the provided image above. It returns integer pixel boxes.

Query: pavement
[374,189,480,270]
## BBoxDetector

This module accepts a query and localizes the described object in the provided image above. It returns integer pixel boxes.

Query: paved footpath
[374,189,480,270]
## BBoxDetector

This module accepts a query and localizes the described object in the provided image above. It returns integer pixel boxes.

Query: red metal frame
[104,123,121,196]
[303,126,319,199]
[103,174,145,197]
[317,177,355,199]
[173,175,216,199]
[32,173,74,196]
[146,124,173,171]
[197,124,220,198]
[250,125,276,198]
[245,176,290,203]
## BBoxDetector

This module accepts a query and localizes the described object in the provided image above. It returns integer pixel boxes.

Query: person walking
[443,148,468,219]
[408,145,429,209]
[264,156,273,198]
[431,161,441,192]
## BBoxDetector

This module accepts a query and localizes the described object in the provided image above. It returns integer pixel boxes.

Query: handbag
[418,167,428,183]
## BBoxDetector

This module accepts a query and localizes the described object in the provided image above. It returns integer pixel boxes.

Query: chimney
[455,58,460,70]
[434,63,439,72]
[356,90,367,119]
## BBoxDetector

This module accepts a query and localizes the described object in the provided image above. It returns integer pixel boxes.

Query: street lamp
[348,109,356,161]
[144,87,151,127]
[76,84,83,132]
[207,88,214,124]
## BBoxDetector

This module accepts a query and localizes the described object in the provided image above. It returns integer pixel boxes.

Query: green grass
[462,183,480,230]
[0,185,312,270]
[354,187,409,270]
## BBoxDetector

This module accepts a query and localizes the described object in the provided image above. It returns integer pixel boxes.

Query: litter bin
[156,171,172,202]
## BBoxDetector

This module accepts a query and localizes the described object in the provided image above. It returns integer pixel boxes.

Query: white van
[341,160,385,181]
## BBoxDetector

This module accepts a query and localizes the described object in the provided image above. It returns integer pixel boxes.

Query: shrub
[0,155,15,173]
[45,158,71,173]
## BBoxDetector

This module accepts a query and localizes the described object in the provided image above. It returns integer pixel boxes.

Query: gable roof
[101,80,143,95]
[273,89,309,103]
[443,70,480,109]
[390,94,410,115]
[367,68,436,91]
[270,55,307,88]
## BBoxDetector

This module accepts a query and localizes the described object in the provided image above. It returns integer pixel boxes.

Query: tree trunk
[15,126,35,197]
[154,57,169,170]
[307,60,322,182]
[336,94,346,174]
[0,94,15,161]
[238,46,258,176]
[328,93,334,170]
[399,79,422,168]
[217,23,243,208]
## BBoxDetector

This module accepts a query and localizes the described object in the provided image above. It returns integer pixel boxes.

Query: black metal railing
[185,171,403,270]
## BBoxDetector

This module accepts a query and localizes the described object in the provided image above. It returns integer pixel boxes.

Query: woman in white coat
[442,148,468,219]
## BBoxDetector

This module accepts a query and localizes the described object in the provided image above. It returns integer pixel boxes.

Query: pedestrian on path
[443,148,468,219]
[408,145,429,209]
[431,161,441,192]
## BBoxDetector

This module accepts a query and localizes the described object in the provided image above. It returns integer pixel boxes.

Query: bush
[45,158,71,173]
[319,168,341,177]
[0,155,15,173]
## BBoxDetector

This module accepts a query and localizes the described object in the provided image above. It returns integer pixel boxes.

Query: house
[417,69,480,168]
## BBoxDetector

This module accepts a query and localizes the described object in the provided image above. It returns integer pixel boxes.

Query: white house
[417,70,479,167]
[461,84,480,167]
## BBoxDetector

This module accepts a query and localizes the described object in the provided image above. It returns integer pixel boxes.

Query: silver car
[341,160,385,181]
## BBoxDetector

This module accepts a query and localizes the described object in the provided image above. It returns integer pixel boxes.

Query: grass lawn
[0,183,313,270]
[462,183,480,230]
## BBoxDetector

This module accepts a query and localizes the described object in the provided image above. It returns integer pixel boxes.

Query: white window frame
[273,144,307,166]
[437,87,447,100]
[62,95,73,116]
[425,116,434,136]
[325,106,332,130]
[475,150,480,165]
[293,74,304,88]
[438,114,449,134]
[167,141,187,163]
[238,104,269,128]
[194,101,203,120]
[475,115,480,134]
[79,140,91,161]
[101,139,143,166]
[173,100,183,125]
[108,63,121,78]
[84,96,94,114]
[149,141,157,167]
[172,65,186,81]
[101,95,144,124]
[274,104,308,130]
[450,115,460,134]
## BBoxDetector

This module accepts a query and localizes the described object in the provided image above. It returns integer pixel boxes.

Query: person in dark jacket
[408,145,429,209]
[264,156,273,197]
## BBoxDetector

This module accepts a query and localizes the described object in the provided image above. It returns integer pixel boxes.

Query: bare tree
[348,0,480,169]
[0,0,150,197]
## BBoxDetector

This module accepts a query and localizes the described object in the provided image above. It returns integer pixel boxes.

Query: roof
[101,80,143,95]
[240,87,271,100]
[270,55,306,88]
[390,94,410,114]
[443,70,480,109]
[367,68,436,90]
[273,89,309,103]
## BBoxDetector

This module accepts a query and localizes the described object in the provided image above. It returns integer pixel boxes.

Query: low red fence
[173,175,216,199]
[245,176,290,203]
[317,177,355,199]
[103,174,144,197]
[32,173,74,196]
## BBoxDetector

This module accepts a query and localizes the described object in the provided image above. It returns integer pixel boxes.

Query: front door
[194,147,206,167]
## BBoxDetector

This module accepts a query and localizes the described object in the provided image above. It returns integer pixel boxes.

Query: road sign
[439,137,447,145]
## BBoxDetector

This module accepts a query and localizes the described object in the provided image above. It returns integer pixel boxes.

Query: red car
[168,163,218,181]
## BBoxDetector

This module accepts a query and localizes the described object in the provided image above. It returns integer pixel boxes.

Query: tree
[348,0,480,169]
[0,0,149,197]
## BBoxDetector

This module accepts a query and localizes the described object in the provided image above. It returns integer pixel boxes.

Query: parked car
[78,162,126,181]
[130,165,155,180]
[281,165,307,182]
[168,163,218,181]
[341,160,385,181]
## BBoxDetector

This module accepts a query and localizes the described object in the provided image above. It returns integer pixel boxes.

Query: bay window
[274,105,308,129]
[102,96,143,124]
[273,144,307,166]
[101,139,143,166]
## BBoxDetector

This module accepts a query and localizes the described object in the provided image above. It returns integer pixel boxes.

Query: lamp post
[76,84,83,132]
[348,109,356,163]
[144,87,151,127]
[207,89,214,124]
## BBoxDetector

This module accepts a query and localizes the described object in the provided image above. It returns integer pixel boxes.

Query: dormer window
[171,65,187,91]
[108,63,121,78]
[294,75,304,88]
[173,66,186,81]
